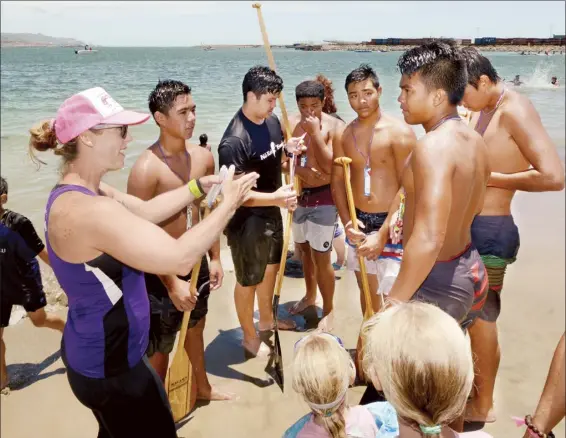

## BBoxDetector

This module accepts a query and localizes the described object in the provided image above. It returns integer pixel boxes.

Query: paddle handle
[252,3,292,141]
[339,159,376,318]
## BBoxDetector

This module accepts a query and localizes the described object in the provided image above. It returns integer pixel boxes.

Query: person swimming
[551,76,559,86]
[510,75,524,86]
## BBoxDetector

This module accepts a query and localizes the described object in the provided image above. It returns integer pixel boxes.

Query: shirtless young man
[127,80,231,401]
[331,64,416,315]
[218,66,303,358]
[459,48,565,423]
[286,80,345,327]
[388,41,490,332]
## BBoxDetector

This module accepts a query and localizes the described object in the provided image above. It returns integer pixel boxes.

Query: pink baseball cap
[53,87,150,143]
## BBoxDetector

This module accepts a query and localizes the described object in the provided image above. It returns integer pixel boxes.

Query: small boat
[354,49,372,53]
[75,49,98,54]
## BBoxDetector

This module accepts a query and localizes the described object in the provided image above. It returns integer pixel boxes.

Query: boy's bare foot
[464,402,496,423]
[258,318,296,331]
[197,385,236,401]
[289,297,316,315]
[242,338,271,359]
[317,312,335,332]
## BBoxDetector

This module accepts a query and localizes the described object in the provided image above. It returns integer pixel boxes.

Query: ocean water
[1,46,565,233]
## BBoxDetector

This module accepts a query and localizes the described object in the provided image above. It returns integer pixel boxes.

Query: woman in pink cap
[28,87,259,438]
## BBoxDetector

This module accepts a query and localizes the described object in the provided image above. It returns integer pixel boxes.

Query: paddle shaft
[252,3,292,141]
[174,205,210,351]
[340,162,376,319]
[253,2,299,299]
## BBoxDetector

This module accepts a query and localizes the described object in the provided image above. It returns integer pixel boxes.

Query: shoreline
[3,43,565,54]
[298,43,566,53]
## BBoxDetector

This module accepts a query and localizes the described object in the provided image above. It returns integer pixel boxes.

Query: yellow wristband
[188,179,204,199]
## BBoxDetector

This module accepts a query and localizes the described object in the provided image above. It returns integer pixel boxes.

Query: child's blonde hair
[292,332,355,438]
[361,301,474,437]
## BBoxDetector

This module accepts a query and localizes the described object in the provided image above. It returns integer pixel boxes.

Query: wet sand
[1,189,564,438]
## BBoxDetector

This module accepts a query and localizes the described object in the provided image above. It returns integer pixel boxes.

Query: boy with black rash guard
[219,66,304,358]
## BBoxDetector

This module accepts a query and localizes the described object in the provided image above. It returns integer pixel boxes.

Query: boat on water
[75,49,98,54]
[354,49,372,53]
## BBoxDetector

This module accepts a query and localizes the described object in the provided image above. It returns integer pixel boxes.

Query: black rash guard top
[218,108,284,232]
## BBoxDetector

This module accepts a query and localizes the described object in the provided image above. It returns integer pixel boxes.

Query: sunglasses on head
[92,124,128,139]
[294,331,344,352]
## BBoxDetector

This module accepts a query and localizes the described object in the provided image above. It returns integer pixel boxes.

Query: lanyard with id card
[363,165,371,197]
[351,117,379,198]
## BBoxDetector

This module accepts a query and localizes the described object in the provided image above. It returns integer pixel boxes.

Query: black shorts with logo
[226,210,283,287]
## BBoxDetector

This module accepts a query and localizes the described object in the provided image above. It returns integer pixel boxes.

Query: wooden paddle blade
[165,255,204,422]
[273,329,284,391]
[271,294,284,391]
[165,313,197,422]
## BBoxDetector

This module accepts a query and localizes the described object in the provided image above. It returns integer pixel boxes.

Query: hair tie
[419,424,442,434]
[306,377,349,419]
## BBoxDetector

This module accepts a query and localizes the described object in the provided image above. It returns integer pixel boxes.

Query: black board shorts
[226,212,284,287]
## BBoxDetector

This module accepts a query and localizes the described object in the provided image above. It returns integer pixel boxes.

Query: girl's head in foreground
[362,301,474,437]
[292,332,356,438]
[28,87,149,172]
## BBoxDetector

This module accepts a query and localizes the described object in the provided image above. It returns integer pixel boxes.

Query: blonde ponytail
[29,119,78,168]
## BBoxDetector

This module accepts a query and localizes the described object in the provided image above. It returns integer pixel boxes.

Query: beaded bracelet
[525,415,555,438]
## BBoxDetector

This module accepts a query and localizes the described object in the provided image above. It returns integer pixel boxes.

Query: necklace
[476,87,506,136]
[156,141,192,228]
[429,114,461,132]
[157,141,190,183]
[351,111,381,197]
[481,87,506,116]
[298,125,311,168]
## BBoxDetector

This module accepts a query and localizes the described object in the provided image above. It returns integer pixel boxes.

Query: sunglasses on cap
[294,331,344,352]
[91,123,128,139]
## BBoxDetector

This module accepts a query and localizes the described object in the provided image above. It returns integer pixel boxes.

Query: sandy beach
[1,187,564,438]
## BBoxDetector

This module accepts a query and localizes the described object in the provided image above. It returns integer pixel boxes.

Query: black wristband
[196,178,205,198]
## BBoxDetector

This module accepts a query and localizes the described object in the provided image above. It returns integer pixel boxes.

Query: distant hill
[1,33,86,47]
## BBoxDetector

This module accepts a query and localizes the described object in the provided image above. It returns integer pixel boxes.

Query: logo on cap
[79,87,124,118]
[101,94,112,107]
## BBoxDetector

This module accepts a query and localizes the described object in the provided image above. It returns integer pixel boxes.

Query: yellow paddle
[252,2,300,391]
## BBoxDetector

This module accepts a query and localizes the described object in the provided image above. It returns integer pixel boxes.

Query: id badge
[364,166,371,197]
[300,155,307,167]
[187,206,193,230]
[290,155,296,181]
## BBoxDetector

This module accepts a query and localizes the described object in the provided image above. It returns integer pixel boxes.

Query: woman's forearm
[136,183,198,223]
[101,181,198,224]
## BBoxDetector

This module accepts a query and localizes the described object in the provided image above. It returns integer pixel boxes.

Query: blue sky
[1,1,565,47]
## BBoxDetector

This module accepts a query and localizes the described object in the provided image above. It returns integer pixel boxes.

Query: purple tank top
[45,184,149,378]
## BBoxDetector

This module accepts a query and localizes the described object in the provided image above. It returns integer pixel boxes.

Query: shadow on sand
[203,326,275,388]
[6,349,65,391]
[203,301,325,389]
